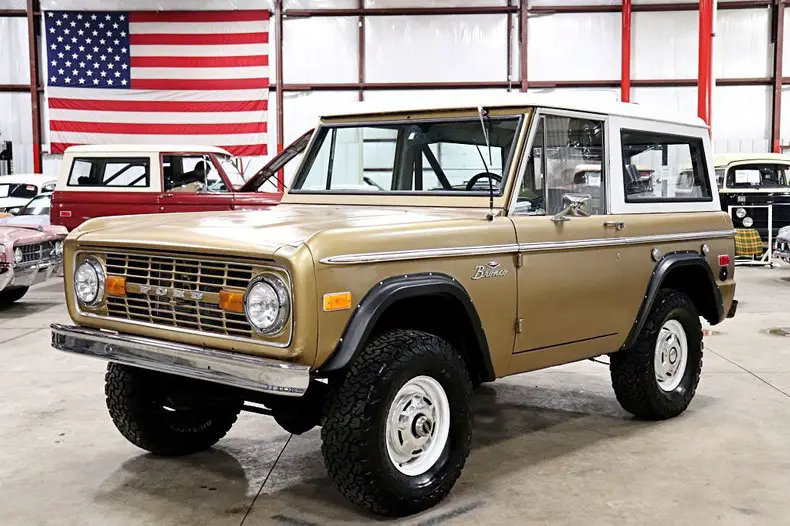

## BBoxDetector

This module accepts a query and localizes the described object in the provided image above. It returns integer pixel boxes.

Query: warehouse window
[68,158,150,188]
[621,130,712,202]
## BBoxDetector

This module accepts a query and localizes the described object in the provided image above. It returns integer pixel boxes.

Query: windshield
[215,156,246,190]
[291,116,522,195]
[19,194,51,216]
[726,163,790,189]
[0,183,38,199]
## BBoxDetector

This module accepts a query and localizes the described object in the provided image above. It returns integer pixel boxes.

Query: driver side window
[516,114,605,216]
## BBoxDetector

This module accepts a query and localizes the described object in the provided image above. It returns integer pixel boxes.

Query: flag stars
[108,63,114,69]
[56,36,63,42]
[64,28,70,35]
[79,61,85,68]
[50,43,56,50]
[113,23,119,29]
[114,56,120,62]
[57,68,64,74]
[106,31,112,37]
[121,79,128,86]
[100,71,107,77]
[98,23,104,29]
[55,20,62,26]
[71,37,77,43]
[50,60,56,66]
[72,53,78,59]
[100,55,107,61]
[86,54,93,60]
[70,20,76,27]
[65,60,71,67]
[107,47,113,53]
[86,70,93,76]
[57,52,64,58]
[105,14,111,20]
[120,31,127,37]
[107,79,114,85]
[78,29,84,36]
[49,27,55,34]
[99,39,106,45]
[93,79,99,85]
[64,78,71,84]
[92,30,98,36]
[78,45,85,52]
[86,38,92,44]
[121,64,128,70]
[72,69,78,76]
[50,76,57,82]
[120,15,126,21]
[115,71,121,77]
[90,14,97,20]
[64,44,71,51]
[114,40,119,45]
[77,14,83,20]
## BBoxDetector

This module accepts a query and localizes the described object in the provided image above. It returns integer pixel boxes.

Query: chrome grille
[104,252,255,338]
[17,241,56,264]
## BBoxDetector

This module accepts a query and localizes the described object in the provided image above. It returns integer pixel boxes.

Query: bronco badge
[472,261,508,280]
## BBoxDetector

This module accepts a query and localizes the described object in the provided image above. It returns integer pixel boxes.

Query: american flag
[44,10,270,157]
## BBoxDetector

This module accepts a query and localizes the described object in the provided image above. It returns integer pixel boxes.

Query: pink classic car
[0,218,66,305]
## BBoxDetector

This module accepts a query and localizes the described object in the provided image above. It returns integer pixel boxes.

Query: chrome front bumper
[0,257,62,291]
[51,324,310,396]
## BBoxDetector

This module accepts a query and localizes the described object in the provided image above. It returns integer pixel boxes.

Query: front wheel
[105,363,242,456]
[0,286,29,305]
[610,289,703,420]
[321,329,473,517]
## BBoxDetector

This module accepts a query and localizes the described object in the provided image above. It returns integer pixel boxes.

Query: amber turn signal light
[323,292,352,312]
[106,275,127,297]
[219,290,245,313]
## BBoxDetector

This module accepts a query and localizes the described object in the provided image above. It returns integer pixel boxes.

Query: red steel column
[771,0,784,152]
[275,0,284,191]
[26,0,41,173]
[697,0,714,127]
[520,0,528,91]
[621,0,632,102]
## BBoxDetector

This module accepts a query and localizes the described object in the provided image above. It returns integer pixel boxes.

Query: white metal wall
[0,0,787,177]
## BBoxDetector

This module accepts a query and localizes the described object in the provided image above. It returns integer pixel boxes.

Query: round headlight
[742,216,754,228]
[735,207,747,219]
[14,247,23,263]
[74,258,105,306]
[245,274,290,335]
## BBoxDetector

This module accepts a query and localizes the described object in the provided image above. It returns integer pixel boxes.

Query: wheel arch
[622,251,723,349]
[317,273,495,383]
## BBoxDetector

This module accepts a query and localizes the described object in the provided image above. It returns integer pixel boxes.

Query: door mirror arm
[552,193,592,223]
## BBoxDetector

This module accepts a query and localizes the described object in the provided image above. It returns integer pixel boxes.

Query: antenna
[477,106,495,221]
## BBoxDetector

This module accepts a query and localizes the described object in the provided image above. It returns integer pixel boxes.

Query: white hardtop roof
[63,144,232,155]
[320,92,709,128]
[714,153,790,167]
[0,173,56,184]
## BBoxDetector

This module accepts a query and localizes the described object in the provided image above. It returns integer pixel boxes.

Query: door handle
[603,220,625,231]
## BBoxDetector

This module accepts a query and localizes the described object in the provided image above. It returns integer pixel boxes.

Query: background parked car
[49,142,308,231]
[0,174,57,215]
[716,153,790,241]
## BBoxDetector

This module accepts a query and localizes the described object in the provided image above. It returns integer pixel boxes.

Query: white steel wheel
[385,375,451,477]
[654,319,689,392]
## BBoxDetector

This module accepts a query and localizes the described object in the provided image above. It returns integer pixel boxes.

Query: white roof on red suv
[63,144,232,155]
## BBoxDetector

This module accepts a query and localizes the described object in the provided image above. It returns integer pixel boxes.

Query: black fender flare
[317,273,494,381]
[622,251,723,349]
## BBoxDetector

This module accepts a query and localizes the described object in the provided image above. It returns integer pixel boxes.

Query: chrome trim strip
[73,249,295,349]
[320,244,521,265]
[320,230,736,265]
[519,229,736,253]
[51,324,310,396]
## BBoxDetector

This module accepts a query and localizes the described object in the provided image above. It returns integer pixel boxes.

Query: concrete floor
[2,266,790,525]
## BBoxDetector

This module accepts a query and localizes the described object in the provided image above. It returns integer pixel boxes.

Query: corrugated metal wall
[0,0,786,176]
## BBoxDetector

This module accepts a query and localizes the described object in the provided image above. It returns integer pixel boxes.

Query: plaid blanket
[735,228,763,257]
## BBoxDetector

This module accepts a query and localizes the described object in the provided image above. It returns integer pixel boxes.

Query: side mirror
[552,193,591,223]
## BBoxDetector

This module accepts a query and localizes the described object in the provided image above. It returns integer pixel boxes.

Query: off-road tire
[105,363,242,456]
[0,286,29,305]
[321,329,473,517]
[610,289,703,420]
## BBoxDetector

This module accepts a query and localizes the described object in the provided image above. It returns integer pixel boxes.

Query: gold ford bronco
[52,94,737,517]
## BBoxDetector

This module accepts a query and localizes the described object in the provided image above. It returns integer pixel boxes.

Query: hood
[0,224,59,246]
[70,204,483,257]
[239,129,313,192]
[0,214,67,236]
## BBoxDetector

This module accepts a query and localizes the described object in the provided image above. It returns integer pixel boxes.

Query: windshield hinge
[515,252,523,268]
[515,318,523,334]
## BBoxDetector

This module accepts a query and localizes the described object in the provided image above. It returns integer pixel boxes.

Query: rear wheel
[0,286,29,305]
[610,289,703,420]
[321,329,473,517]
[105,363,242,456]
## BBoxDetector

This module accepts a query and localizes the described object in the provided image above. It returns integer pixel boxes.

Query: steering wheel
[466,172,502,191]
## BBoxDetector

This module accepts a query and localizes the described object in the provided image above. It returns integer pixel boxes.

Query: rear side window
[68,158,150,188]
[621,129,712,202]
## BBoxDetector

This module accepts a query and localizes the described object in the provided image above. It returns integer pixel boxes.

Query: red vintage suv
[50,135,310,231]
